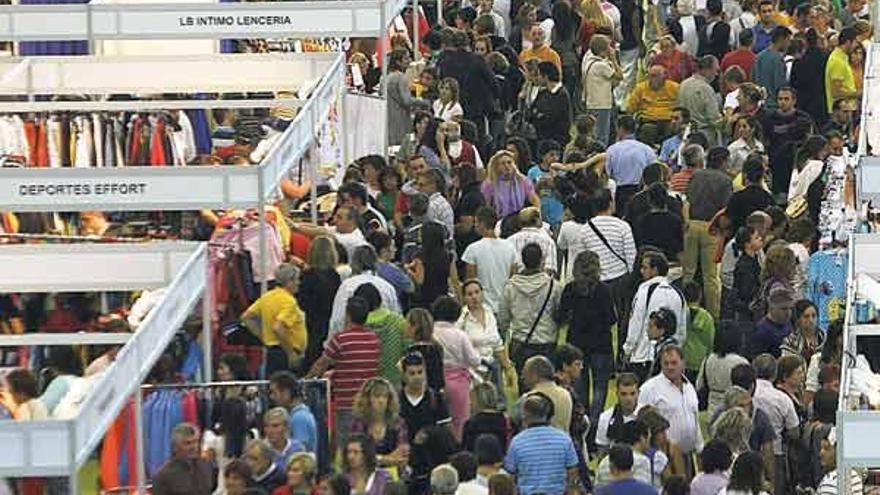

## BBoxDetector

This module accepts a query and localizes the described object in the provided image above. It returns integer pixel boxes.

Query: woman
[781,300,824,363]
[404,308,445,391]
[474,36,493,58]
[650,36,696,83]
[343,435,393,495]
[2,368,47,420]
[788,135,827,203]
[722,451,769,495]
[790,28,829,125]
[297,236,342,372]
[452,164,486,256]
[577,0,612,54]
[273,453,319,495]
[557,250,616,424]
[805,319,842,406]
[416,117,448,171]
[397,111,433,164]
[360,157,385,200]
[481,150,540,219]
[406,222,459,308]
[851,42,865,93]
[731,226,765,322]
[505,136,534,175]
[727,116,765,178]
[776,355,807,425]
[462,382,510,452]
[376,167,402,223]
[39,346,82,415]
[509,4,538,53]
[349,379,409,470]
[551,0,582,103]
[690,440,733,495]
[711,407,752,458]
[474,434,506,487]
[456,280,515,392]
[433,78,464,122]
[565,114,604,159]
[430,296,481,441]
[696,322,750,413]
[758,244,796,299]
[348,52,381,95]
[386,49,427,147]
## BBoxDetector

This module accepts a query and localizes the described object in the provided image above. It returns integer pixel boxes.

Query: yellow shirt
[519,45,562,74]
[626,80,680,121]
[242,287,307,353]
[825,47,856,112]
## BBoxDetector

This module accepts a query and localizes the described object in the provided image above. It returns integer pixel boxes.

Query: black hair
[353,283,381,312]
[646,182,669,211]
[327,474,352,495]
[743,154,766,184]
[687,131,709,150]
[730,363,756,393]
[552,344,583,371]
[379,167,402,194]
[707,146,730,170]
[663,475,690,495]
[641,162,666,186]
[643,250,669,276]
[521,242,544,270]
[707,0,723,15]
[345,433,379,473]
[475,206,498,229]
[733,225,760,257]
[813,388,838,424]
[537,61,561,82]
[402,350,426,371]
[505,136,533,173]
[6,368,38,399]
[224,459,253,481]
[450,451,478,482]
[771,25,792,43]
[739,28,755,46]
[46,346,83,376]
[339,181,368,206]
[620,419,650,445]
[700,439,734,473]
[269,370,303,398]
[649,307,677,339]
[683,280,702,304]
[474,434,504,465]
[537,139,562,158]
[367,229,393,255]
[590,188,614,214]
[821,319,844,364]
[713,321,742,356]
[608,444,634,472]
[786,216,815,244]
[219,353,251,380]
[431,296,462,323]
[346,296,370,326]
[839,26,857,44]
[617,115,637,134]
[728,451,764,493]
[673,106,691,122]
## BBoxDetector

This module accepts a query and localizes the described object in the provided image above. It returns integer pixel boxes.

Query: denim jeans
[588,108,613,146]
[578,352,614,424]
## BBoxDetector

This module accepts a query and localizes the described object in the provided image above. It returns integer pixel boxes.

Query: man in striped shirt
[306,296,379,450]
[508,207,558,275]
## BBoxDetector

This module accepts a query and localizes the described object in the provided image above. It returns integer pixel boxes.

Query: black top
[461,410,510,452]
[530,86,573,147]
[412,252,451,309]
[733,252,761,318]
[726,185,774,234]
[454,184,486,221]
[407,342,446,391]
[436,50,500,119]
[698,19,731,60]
[790,47,829,125]
[624,188,684,227]
[297,268,342,369]
[253,464,286,494]
[558,280,617,354]
[400,387,454,477]
[634,210,685,261]
[151,458,214,495]
[762,109,815,194]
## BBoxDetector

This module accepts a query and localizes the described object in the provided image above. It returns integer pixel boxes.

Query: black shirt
[558,280,617,354]
[624,188,684,228]
[462,411,509,452]
[634,210,685,261]
[530,85,573,147]
[726,185,774,234]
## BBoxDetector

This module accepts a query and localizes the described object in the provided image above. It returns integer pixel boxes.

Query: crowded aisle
[0,0,874,493]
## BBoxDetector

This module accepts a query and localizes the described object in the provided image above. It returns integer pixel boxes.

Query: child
[681,281,715,383]
[527,140,565,231]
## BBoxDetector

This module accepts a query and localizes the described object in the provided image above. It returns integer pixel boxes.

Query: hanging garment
[73,116,94,168]
[174,110,197,164]
[59,114,71,167]
[149,117,168,166]
[46,117,62,168]
[186,106,213,156]
[807,249,848,330]
[93,114,104,167]
[35,118,49,168]
[114,117,125,166]
[23,119,36,166]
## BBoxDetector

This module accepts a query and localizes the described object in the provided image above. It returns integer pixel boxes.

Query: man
[721,29,757,80]
[476,0,507,37]
[462,207,517,314]
[244,439,287,493]
[677,55,723,147]
[725,154,774,234]
[519,24,562,74]
[821,98,856,143]
[699,0,731,61]
[529,62,573,148]
[752,353,800,492]
[450,452,489,495]
[582,34,623,145]
[418,168,455,240]
[752,0,778,53]
[669,143,704,193]
[626,64,680,145]
[817,427,864,494]
[595,372,640,453]
[763,86,815,198]
[624,251,688,381]
[683,146,733,317]
[268,371,318,453]
[399,351,455,495]
[520,355,573,432]
[436,29,499,136]
[638,345,703,474]
[327,245,401,335]
[753,26,791,110]
[839,0,866,29]
[503,394,580,495]
[307,296,380,444]
[625,163,686,227]
[431,464,460,495]
[658,107,691,170]
[292,205,367,261]
[752,287,796,357]
[338,181,387,232]
[241,263,307,375]
[442,120,484,170]
[499,244,562,371]
[605,115,657,216]
[507,207,557,275]
[263,407,305,472]
[595,445,657,495]
[152,423,213,495]
[825,27,860,114]
[552,345,590,474]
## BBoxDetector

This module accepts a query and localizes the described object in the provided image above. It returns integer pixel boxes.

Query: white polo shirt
[638,373,704,454]
[753,379,800,455]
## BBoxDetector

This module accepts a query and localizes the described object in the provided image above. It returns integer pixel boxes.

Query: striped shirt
[323,325,380,410]
[578,216,637,281]
[508,227,558,274]
[817,470,863,495]
[503,425,578,495]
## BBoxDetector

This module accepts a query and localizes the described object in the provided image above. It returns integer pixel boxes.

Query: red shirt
[721,49,757,81]
[669,167,697,193]
[323,325,380,410]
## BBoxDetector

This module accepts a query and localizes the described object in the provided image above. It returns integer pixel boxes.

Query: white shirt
[679,16,700,56]
[557,220,586,282]
[595,407,637,448]
[427,192,456,241]
[788,159,824,202]
[817,469,863,495]
[578,215,637,281]
[456,304,504,362]
[595,450,665,488]
[727,137,764,175]
[328,226,368,262]
[638,373,704,454]
[433,100,464,121]
[507,226,558,274]
[456,480,489,495]
[752,379,800,455]
[624,276,688,363]
[788,242,809,299]
[461,237,517,313]
[327,272,402,336]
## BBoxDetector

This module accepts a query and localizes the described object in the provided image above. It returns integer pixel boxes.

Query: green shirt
[366,308,409,385]
[683,305,715,371]
[825,47,856,113]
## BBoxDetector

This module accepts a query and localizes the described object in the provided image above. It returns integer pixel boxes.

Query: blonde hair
[580,0,610,29]
[711,407,752,454]
[518,207,542,228]
[471,382,501,413]
[486,150,525,184]
[352,378,401,423]
[307,235,339,270]
[287,452,318,483]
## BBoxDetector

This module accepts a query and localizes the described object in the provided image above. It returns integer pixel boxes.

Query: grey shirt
[686,168,733,221]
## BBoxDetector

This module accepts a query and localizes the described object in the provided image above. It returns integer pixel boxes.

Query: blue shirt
[272,437,306,473]
[503,425,578,495]
[289,403,318,453]
[527,165,564,226]
[659,135,683,170]
[752,48,786,109]
[605,136,658,187]
[597,478,658,495]
[752,23,775,53]
[753,316,793,357]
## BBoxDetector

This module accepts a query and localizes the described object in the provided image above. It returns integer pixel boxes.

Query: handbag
[510,279,554,363]
[223,312,264,347]
[696,356,709,410]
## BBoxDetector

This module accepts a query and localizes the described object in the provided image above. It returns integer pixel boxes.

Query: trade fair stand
[0,241,208,491]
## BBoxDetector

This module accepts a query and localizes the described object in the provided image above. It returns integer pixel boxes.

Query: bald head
[648,65,667,89]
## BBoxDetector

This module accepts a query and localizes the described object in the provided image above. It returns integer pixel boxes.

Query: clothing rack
[0,232,151,243]
[0,98,305,115]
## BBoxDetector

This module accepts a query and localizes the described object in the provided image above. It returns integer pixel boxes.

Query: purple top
[481,178,535,218]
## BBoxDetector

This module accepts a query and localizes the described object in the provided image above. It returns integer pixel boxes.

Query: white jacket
[624,276,687,363]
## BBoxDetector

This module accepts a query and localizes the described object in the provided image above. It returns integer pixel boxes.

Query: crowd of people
[1,0,869,493]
